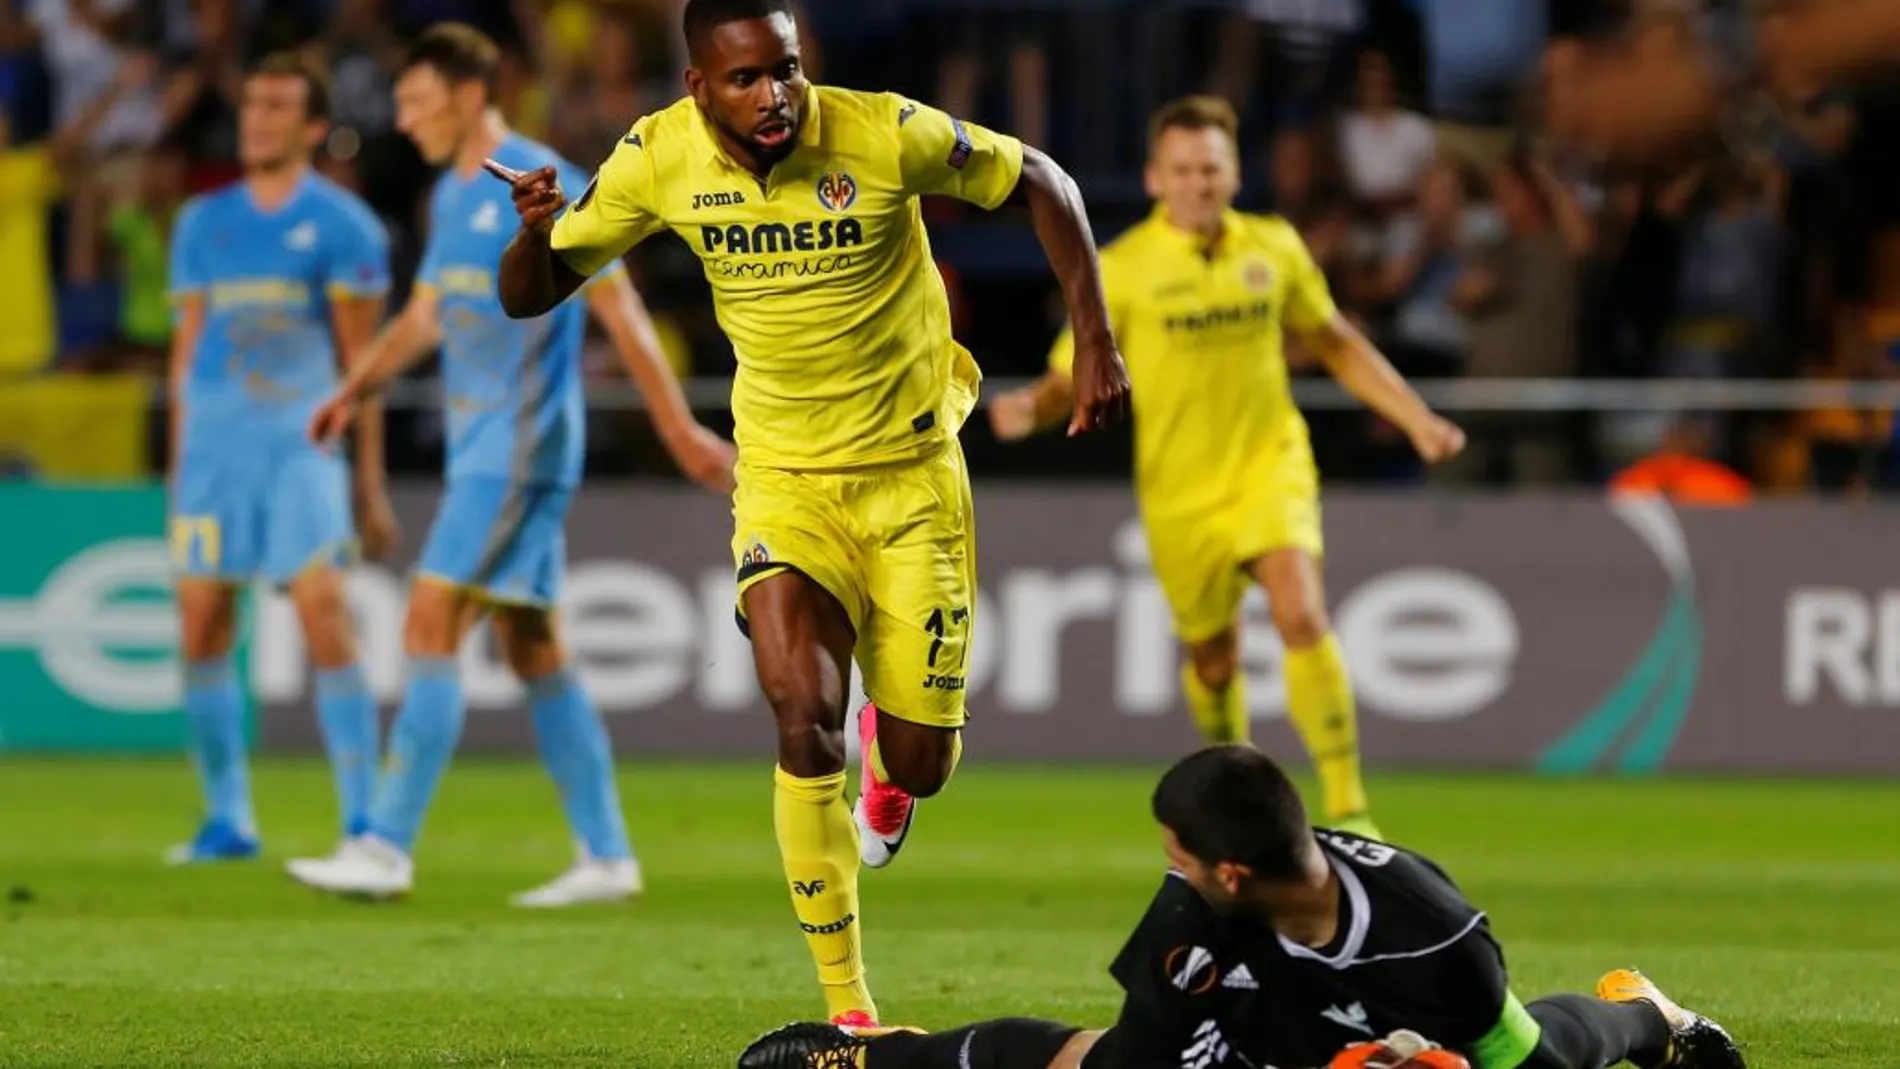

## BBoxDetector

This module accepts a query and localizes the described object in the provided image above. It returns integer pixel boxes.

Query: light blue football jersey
[419,134,610,488]
[169,170,390,464]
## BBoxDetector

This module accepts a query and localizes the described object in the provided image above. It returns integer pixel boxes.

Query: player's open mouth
[754,120,794,147]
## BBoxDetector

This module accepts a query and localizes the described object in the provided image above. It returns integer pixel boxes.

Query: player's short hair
[1153,745,1312,880]
[1148,95,1239,152]
[683,0,796,56]
[247,51,332,122]
[402,22,501,99]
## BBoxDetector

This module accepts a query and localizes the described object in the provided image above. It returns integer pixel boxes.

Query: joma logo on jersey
[791,879,825,898]
[921,673,965,691]
[1164,302,1273,334]
[701,219,864,256]
[692,190,747,210]
[799,913,857,935]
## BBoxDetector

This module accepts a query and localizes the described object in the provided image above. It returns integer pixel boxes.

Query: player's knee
[179,615,235,661]
[401,608,457,657]
[1272,602,1330,651]
[761,666,845,775]
[177,584,237,660]
[881,740,955,798]
[494,609,563,680]
[503,641,564,682]
[1188,633,1240,692]
[402,586,462,658]
[291,572,356,669]
[775,710,847,778]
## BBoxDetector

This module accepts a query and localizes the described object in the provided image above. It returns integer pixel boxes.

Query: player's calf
[291,567,359,669]
[1253,550,1374,832]
[176,579,240,662]
[290,567,379,840]
[861,710,957,799]
[854,705,963,869]
[495,606,641,907]
[1183,631,1249,745]
[170,579,258,863]
[401,578,471,658]
[745,571,881,1020]
[294,579,476,892]
[739,1018,1082,1069]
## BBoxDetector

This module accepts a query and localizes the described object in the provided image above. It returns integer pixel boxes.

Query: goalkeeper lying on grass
[740,746,1744,1069]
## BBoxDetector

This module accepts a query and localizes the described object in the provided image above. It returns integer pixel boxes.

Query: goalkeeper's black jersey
[1099,831,1513,1069]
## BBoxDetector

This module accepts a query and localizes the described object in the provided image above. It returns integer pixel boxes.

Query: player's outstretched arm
[329,294,399,559]
[308,290,443,446]
[584,272,736,492]
[1303,315,1464,465]
[1012,147,1131,436]
[493,164,591,319]
[498,221,591,320]
[990,370,1075,442]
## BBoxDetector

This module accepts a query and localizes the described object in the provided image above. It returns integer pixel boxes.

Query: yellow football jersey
[553,85,1024,470]
[1050,207,1338,516]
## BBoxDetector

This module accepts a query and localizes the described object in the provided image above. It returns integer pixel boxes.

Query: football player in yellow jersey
[492,0,1132,1031]
[993,97,1464,837]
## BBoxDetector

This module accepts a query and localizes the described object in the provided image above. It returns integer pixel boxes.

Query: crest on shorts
[816,172,858,213]
[740,540,771,570]
[1243,259,1273,292]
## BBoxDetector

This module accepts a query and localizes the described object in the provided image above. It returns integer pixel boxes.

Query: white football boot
[285,834,413,900]
[854,702,919,869]
[510,848,644,908]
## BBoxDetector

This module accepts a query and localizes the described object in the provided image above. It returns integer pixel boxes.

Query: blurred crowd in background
[5,0,1900,492]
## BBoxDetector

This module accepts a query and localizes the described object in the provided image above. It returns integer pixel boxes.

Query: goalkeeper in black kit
[739,746,1744,1069]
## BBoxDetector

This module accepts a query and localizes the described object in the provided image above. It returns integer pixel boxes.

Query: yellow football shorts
[732,441,976,730]
[1145,428,1324,645]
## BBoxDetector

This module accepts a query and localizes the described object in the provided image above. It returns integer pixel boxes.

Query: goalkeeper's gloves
[1325,1029,1470,1069]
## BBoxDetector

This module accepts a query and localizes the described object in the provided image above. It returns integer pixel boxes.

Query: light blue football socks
[183,656,256,840]
[369,656,465,852]
[528,667,632,862]
[314,663,379,838]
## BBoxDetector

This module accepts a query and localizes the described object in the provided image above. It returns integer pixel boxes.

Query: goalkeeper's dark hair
[401,22,500,100]
[683,0,796,54]
[1153,745,1312,880]
[248,51,332,122]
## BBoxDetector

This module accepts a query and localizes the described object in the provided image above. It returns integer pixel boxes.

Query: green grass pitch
[2,758,1896,1067]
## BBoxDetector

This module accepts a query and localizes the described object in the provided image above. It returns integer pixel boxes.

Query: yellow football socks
[772,766,874,1021]
[1181,663,1250,744]
[1282,634,1371,823]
